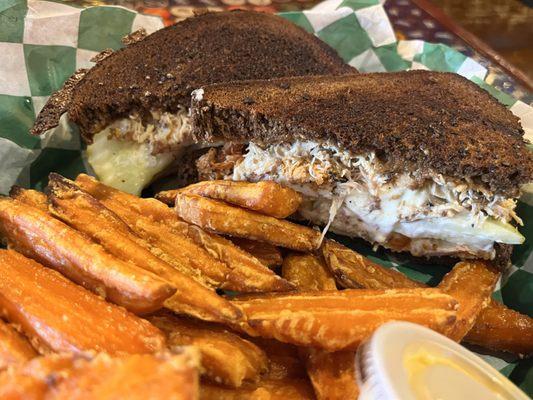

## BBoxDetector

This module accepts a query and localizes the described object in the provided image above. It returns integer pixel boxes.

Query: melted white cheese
[87,108,192,195]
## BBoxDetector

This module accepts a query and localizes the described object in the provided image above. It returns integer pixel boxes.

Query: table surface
[75,0,533,104]
[386,0,533,103]
[431,0,533,84]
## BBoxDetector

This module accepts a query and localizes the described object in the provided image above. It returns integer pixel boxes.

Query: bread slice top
[191,71,532,197]
[31,10,353,140]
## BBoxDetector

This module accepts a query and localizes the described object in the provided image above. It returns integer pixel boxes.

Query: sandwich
[30,11,354,194]
[188,72,533,265]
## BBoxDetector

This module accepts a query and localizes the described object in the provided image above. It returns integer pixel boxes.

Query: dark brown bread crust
[48,11,353,141]
[493,243,513,270]
[340,237,512,271]
[30,69,87,136]
[191,71,533,196]
[397,244,511,271]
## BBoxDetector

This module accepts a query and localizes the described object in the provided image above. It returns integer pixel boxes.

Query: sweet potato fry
[154,190,179,205]
[75,174,293,293]
[247,338,306,380]
[0,354,75,399]
[76,174,180,224]
[281,252,357,400]
[72,175,231,288]
[161,180,302,219]
[0,372,44,399]
[438,261,500,342]
[0,350,199,400]
[0,320,37,371]
[232,289,457,351]
[9,186,48,211]
[465,301,533,356]
[47,174,241,324]
[230,238,283,268]
[322,239,423,289]
[53,351,199,400]
[91,194,286,295]
[300,349,359,400]
[0,250,166,354]
[200,379,315,400]
[322,240,533,355]
[0,197,174,314]
[104,204,229,288]
[282,253,337,291]
[176,193,321,251]
[182,225,293,292]
[150,312,267,387]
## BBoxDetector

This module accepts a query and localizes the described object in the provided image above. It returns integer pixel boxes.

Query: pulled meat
[106,107,192,154]
[196,144,245,181]
[231,141,520,226]
[194,140,524,260]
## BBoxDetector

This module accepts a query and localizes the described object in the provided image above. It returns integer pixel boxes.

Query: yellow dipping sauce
[404,344,516,400]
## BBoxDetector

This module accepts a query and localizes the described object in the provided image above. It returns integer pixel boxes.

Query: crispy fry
[230,238,283,268]
[75,174,293,293]
[47,174,241,324]
[322,240,533,355]
[322,239,423,289]
[0,354,75,399]
[154,190,179,205]
[300,349,359,400]
[232,289,457,351]
[101,197,285,294]
[200,379,315,400]
[465,301,533,356]
[281,252,357,399]
[0,373,43,399]
[76,174,181,223]
[0,197,174,314]
[9,186,48,211]
[438,261,499,342]
[53,351,199,400]
[102,202,229,288]
[0,351,199,400]
[73,175,232,288]
[0,250,166,354]
[150,312,267,387]
[176,193,321,251]
[248,338,306,380]
[162,180,302,219]
[182,225,293,292]
[282,253,337,291]
[0,320,37,371]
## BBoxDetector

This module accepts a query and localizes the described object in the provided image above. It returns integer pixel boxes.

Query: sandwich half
[31,11,354,195]
[189,72,533,265]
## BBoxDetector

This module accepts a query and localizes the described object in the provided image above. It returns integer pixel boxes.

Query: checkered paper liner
[0,0,532,392]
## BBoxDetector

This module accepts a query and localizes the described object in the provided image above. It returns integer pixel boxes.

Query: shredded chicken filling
[203,141,524,259]
[232,141,520,225]
[106,107,193,154]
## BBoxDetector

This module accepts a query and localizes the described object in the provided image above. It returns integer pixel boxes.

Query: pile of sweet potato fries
[0,174,531,399]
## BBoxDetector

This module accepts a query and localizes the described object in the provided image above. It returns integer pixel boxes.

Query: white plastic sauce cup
[355,321,529,400]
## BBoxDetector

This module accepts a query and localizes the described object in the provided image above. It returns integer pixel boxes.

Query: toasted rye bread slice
[190,71,532,197]
[31,11,354,140]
